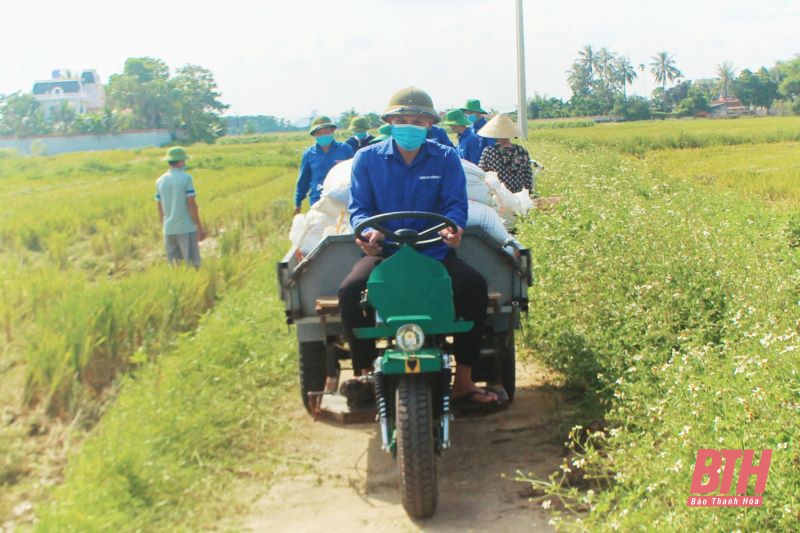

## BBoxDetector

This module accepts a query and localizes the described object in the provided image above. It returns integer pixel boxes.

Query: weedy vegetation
[517,118,799,531]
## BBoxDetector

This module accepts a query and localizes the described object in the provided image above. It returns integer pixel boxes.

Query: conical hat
[476,113,523,139]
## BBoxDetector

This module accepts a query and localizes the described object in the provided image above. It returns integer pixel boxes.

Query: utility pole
[515,0,528,138]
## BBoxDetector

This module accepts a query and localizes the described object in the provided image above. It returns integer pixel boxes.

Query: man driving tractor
[339,86,499,407]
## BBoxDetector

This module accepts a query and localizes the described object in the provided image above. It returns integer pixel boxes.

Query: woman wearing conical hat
[476,113,534,196]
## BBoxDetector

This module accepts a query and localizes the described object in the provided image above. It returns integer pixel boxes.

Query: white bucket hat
[476,113,523,139]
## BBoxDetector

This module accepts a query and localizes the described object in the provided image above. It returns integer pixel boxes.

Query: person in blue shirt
[427,123,455,147]
[294,116,354,214]
[339,87,498,407]
[441,108,483,164]
[460,98,496,152]
[369,123,392,144]
[345,116,375,153]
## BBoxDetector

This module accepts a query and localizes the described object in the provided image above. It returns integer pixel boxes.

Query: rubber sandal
[451,388,502,414]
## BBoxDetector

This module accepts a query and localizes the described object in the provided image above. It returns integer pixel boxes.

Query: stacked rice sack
[288,160,354,255]
[462,160,534,241]
[290,159,533,256]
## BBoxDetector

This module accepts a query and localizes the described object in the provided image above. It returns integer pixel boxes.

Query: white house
[32,69,105,116]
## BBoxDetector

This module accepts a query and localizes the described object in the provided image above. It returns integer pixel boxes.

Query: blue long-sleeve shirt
[456,127,483,165]
[427,125,455,148]
[345,135,375,153]
[472,117,496,152]
[294,141,354,207]
[349,139,468,260]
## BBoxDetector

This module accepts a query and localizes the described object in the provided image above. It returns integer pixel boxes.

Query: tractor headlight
[396,324,425,353]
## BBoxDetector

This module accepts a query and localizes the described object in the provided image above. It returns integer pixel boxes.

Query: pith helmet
[441,109,472,127]
[349,116,370,132]
[162,146,189,162]
[460,98,488,114]
[476,113,523,139]
[371,123,392,143]
[309,116,337,135]
[382,87,440,123]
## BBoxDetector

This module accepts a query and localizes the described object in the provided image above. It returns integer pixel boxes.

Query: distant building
[708,96,747,118]
[32,69,105,116]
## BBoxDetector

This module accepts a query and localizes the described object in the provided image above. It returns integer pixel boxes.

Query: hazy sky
[2,0,798,120]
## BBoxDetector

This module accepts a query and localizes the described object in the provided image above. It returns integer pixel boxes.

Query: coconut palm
[650,51,683,98]
[566,62,591,96]
[616,57,638,99]
[596,47,616,89]
[577,45,598,88]
[717,61,736,98]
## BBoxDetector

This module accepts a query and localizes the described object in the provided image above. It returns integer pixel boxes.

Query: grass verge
[517,140,800,531]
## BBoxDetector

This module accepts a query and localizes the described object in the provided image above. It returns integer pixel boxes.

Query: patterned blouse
[478,143,533,194]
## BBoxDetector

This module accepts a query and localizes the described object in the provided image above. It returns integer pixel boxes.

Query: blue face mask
[354,132,367,140]
[316,134,334,147]
[391,124,428,151]
[467,114,478,124]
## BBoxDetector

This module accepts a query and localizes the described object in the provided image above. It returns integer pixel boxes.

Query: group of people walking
[293,96,535,213]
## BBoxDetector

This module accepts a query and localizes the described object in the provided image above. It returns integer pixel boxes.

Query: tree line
[529,47,800,120]
[0,57,228,143]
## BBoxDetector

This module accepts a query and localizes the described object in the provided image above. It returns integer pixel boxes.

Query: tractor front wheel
[396,375,438,519]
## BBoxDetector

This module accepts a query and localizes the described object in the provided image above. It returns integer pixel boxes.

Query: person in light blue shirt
[294,116,354,214]
[155,146,205,268]
[461,98,496,152]
[340,86,498,407]
[441,108,483,164]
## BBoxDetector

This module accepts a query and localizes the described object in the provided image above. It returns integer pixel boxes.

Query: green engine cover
[354,245,473,339]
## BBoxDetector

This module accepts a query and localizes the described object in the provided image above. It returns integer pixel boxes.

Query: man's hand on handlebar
[440,226,463,248]
[357,230,385,256]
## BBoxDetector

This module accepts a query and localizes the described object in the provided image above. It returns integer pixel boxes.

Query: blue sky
[1,0,798,120]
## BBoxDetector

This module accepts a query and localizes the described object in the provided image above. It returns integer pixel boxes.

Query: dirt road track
[244,363,577,532]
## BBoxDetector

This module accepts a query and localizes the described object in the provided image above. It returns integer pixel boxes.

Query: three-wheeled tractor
[277,211,531,518]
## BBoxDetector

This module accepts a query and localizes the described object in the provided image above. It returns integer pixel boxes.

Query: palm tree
[566,62,591,96]
[577,45,598,88]
[596,47,616,89]
[716,61,736,99]
[616,57,638,99]
[650,51,683,104]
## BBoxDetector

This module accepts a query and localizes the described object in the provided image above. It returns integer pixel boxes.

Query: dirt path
[243,363,576,532]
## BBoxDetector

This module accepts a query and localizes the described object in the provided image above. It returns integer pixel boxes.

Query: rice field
[2,116,800,530]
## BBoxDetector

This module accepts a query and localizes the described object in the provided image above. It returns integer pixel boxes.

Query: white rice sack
[467,200,511,243]
[312,196,347,217]
[299,225,326,255]
[289,214,306,248]
[485,171,522,229]
[461,159,485,181]
[321,159,354,205]
[296,209,338,255]
[461,159,493,205]
[514,189,535,215]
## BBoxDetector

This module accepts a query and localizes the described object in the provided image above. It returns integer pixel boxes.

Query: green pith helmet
[162,146,189,162]
[441,108,472,127]
[460,98,488,114]
[349,116,370,132]
[381,86,440,123]
[309,116,337,135]
[371,123,392,143]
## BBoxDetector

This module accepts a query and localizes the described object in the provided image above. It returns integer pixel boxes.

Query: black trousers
[339,250,488,373]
